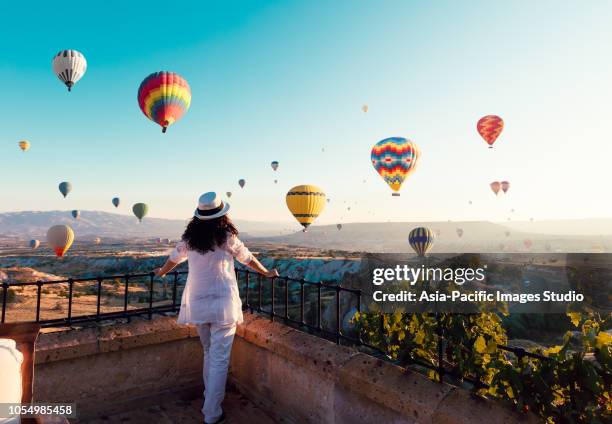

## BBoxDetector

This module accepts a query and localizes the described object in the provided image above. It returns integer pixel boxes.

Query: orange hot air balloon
[477,115,504,148]
[501,181,510,193]
[490,181,501,195]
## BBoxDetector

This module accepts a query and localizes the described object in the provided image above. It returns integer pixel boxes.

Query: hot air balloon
[59,182,72,198]
[456,228,464,238]
[337,224,342,230]
[504,231,511,237]
[476,115,504,148]
[226,192,232,198]
[408,227,435,257]
[371,137,419,196]
[271,161,279,171]
[30,239,40,249]
[501,181,510,193]
[326,199,330,203]
[362,105,368,113]
[137,71,191,133]
[238,179,245,188]
[286,185,326,230]
[132,203,149,222]
[71,210,80,219]
[47,225,74,257]
[52,50,87,92]
[19,140,30,152]
[490,181,501,195]
[93,237,101,245]
[524,239,533,249]
[274,179,278,184]
[468,200,473,205]
[112,197,120,208]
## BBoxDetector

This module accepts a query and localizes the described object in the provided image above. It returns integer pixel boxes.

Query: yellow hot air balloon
[286,185,326,230]
[19,140,30,152]
[47,224,74,257]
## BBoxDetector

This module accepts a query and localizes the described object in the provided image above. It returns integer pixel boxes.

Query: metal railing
[1,269,552,390]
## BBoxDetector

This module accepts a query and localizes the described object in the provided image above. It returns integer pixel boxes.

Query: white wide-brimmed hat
[194,192,230,220]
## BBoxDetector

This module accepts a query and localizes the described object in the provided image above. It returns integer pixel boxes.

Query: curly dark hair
[181,215,238,255]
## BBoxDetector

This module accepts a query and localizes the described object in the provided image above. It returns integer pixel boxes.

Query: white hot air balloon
[52,50,87,91]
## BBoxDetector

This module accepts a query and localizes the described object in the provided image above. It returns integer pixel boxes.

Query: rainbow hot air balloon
[238,179,245,188]
[132,203,149,222]
[59,182,72,198]
[271,161,279,171]
[477,115,504,148]
[286,185,326,230]
[371,137,419,196]
[71,210,80,219]
[112,197,120,208]
[490,181,501,195]
[47,225,74,257]
[137,71,191,133]
[19,140,30,152]
[52,50,87,91]
[501,181,510,193]
[408,227,435,257]
[30,239,40,249]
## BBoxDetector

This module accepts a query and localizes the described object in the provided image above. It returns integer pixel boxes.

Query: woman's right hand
[264,268,279,278]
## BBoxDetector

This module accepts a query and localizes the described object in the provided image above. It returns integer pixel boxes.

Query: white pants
[196,322,237,423]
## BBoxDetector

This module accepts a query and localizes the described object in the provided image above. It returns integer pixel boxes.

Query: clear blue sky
[1,0,611,227]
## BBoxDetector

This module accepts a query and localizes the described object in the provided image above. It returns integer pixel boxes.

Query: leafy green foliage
[354,311,611,423]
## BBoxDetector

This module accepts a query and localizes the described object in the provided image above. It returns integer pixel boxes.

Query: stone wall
[33,314,540,423]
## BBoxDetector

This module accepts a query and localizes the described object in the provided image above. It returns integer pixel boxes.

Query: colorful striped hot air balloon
[371,137,419,196]
[501,181,510,193]
[19,140,30,152]
[47,225,74,257]
[477,115,504,148]
[132,203,149,222]
[52,50,87,91]
[490,181,501,195]
[408,227,435,257]
[59,182,72,198]
[137,71,191,133]
[286,185,326,230]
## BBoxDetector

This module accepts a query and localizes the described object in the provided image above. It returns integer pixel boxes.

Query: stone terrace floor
[82,385,277,424]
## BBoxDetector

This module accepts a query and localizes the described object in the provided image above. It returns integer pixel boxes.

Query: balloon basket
[392,193,400,197]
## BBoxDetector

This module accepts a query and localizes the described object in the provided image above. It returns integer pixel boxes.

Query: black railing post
[96,278,102,320]
[245,271,250,310]
[317,281,322,332]
[300,279,305,325]
[36,281,42,322]
[148,273,155,320]
[284,278,289,322]
[2,282,8,323]
[356,289,363,345]
[270,277,275,322]
[67,278,74,325]
[123,275,130,321]
[171,272,178,310]
[379,314,387,352]
[257,274,263,313]
[335,285,341,344]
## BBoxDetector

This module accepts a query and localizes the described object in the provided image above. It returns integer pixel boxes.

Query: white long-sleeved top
[169,234,253,325]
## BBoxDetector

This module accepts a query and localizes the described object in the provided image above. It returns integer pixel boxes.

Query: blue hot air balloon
[408,227,435,257]
[112,197,120,208]
[59,181,72,198]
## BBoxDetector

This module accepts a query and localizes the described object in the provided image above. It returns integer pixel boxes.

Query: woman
[154,192,278,424]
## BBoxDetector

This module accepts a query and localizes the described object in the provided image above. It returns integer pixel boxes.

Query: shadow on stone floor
[81,386,276,424]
